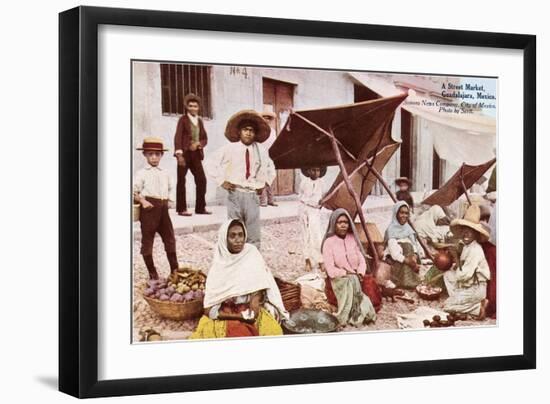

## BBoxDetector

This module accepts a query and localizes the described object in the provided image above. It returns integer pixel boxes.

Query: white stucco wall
[132,61,358,207]
[132,62,464,208]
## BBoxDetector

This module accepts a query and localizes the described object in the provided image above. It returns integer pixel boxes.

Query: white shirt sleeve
[133,170,145,195]
[263,150,276,185]
[386,238,405,263]
[204,146,229,186]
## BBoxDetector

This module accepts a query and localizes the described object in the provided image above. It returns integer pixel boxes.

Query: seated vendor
[190,220,289,339]
[321,208,376,326]
[443,205,491,320]
[383,201,424,289]
[413,205,450,244]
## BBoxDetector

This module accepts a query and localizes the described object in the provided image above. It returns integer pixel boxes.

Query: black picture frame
[59,5,536,398]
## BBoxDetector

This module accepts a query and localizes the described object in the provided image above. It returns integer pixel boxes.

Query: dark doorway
[400,109,413,188]
[263,78,295,195]
[432,148,442,189]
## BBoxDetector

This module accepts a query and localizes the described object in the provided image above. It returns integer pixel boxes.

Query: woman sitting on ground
[321,208,376,326]
[443,204,490,320]
[413,204,450,245]
[190,219,289,339]
[383,201,424,289]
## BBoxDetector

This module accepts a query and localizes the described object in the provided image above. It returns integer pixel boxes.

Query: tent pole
[365,162,434,261]
[460,165,473,206]
[326,128,380,272]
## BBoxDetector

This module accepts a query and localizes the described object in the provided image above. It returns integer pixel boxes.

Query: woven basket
[133,204,140,222]
[143,295,204,320]
[275,277,302,312]
[415,284,443,301]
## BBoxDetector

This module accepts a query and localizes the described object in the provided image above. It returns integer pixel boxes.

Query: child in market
[133,137,179,280]
[298,167,327,273]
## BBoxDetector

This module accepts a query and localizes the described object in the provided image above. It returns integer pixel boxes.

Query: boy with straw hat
[134,137,179,280]
[205,110,275,249]
[443,204,491,320]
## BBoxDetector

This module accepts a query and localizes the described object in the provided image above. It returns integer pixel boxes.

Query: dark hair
[227,220,245,234]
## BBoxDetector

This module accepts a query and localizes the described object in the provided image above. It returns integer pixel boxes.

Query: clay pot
[433,250,453,271]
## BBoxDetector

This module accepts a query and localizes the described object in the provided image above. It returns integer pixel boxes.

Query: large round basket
[415,284,443,301]
[143,295,204,321]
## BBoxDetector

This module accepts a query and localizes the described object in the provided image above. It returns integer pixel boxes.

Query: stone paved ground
[132,209,496,342]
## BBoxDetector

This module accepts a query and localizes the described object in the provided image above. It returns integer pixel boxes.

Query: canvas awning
[349,72,496,166]
[421,158,497,207]
[321,142,400,217]
[269,94,407,169]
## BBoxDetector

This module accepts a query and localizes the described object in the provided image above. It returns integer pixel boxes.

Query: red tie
[245,148,250,179]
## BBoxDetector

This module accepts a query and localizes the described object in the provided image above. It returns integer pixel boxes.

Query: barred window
[160,64,212,118]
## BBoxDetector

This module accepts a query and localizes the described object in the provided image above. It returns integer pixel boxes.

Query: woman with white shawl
[383,201,424,289]
[413,205,450,244]
[190,220,289,339]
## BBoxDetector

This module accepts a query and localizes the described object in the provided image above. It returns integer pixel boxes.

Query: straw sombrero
[450,204,490,243]
[136,137,169,152]
[300,167,327,179]
[183,93,201,107]
[225,110,271,143]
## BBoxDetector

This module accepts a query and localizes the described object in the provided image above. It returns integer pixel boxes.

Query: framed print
[59,6,536,398]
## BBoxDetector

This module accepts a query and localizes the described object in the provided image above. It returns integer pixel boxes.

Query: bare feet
[477,299,489,321]
[177,211,192,216]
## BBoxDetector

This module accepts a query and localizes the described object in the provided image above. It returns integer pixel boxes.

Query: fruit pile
[143,268,206,303]
[422,312,467,328]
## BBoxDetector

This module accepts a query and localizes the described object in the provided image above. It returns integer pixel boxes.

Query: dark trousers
[140,197,176,256]
[176,150,207,213]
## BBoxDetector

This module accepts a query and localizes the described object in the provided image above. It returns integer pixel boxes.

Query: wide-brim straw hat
[136,137,169,152]
[225,110,271,143]
[183,93,201,107]
[395,176,412,186]
[450,204,490,243]
[300,167,327,179]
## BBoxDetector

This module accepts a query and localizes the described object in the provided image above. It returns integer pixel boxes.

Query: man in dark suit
[174,93,211,216]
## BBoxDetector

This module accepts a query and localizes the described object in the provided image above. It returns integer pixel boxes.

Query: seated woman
[443,204,491,320]
[321,208,376,326]
[190,220,289,339]
[383,201,424,289]
[413,204,450,244]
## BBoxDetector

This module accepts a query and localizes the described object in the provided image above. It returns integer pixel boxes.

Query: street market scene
[132,62,497,342]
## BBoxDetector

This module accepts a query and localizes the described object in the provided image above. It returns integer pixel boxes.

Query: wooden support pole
[365,162,434,261]
[326,128,380,272]
[460,165,472,206]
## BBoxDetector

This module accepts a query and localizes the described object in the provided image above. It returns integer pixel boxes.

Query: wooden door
[263,78,295,195]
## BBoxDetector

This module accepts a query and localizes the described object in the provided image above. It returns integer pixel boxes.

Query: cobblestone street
[132,204,496,342]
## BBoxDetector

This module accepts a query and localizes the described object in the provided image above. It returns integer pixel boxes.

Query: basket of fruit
[143,266,207,320]
[416,283,443,301]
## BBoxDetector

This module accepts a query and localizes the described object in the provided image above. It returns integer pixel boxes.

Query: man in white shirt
[205,110,276,248]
